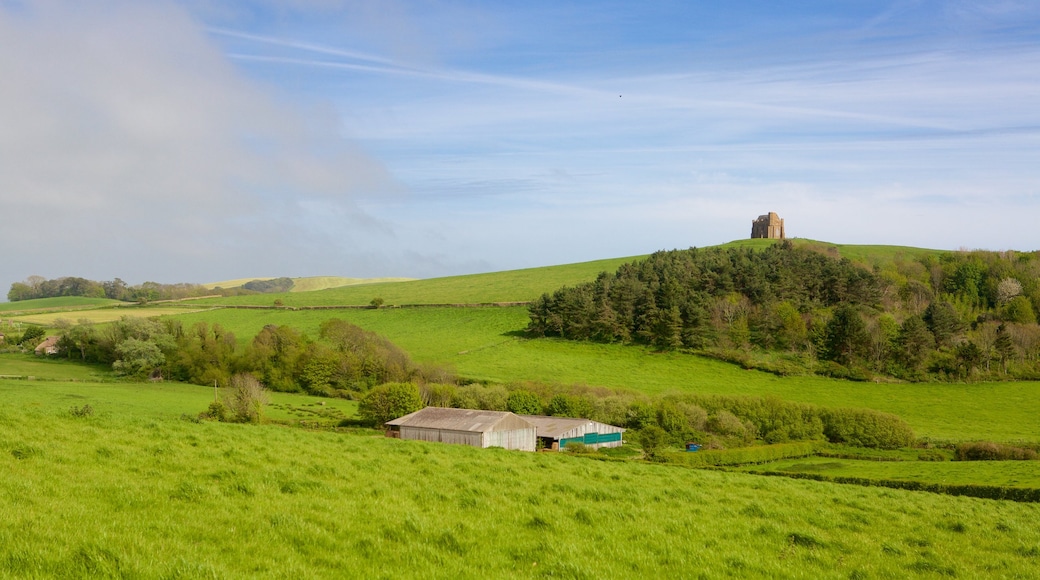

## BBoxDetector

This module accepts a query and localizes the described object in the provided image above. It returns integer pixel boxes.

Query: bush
[662,441,822,467]
[820,408,915,450]
[224,373,269,423]
[955,441,1038,461]
[506,390,542,415]
[200,401,229,422]
[358,382,423,425]
[638,425,669,461]
[68,404,94,418]
[18,325,46,346]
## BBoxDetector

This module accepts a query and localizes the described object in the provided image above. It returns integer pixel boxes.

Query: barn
[385,407,537,452]
[520,415,625,451]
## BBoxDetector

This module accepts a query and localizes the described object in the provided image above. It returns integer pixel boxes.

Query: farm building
[34,336,60,356]
[520,415,625,451]
[385,407,537,452]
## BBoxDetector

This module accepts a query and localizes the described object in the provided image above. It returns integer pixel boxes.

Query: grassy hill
[2,383,1038,578]
[202,275,414,293]
[187,256,645,307]
[186,240,950,308]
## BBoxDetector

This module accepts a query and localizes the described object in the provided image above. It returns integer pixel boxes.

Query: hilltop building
[751,212,785,240]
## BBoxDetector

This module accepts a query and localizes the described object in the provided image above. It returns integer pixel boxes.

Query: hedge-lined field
[740,457,1040,489]
[0,296,119,312]
[162,307,1040,443]
[2,398,1039,578]
[184,255,643,307]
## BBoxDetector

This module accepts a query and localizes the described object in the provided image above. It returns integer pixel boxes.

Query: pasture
[186,255,643,307]
[0,296,119,313]
[739,457,1040,489]
[167,306,1040,442]
[10,305,211,326]
[2,393,1039,578]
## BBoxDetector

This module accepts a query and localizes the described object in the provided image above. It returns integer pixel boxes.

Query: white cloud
[0,0,400,292]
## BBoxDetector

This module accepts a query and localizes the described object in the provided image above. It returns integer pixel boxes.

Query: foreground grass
[740,457,1040,489]
[2,400,1039,578]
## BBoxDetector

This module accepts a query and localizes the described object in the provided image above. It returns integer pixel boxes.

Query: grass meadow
[0,296,119,313]
[2,397,1039,578]
[186,255,643,307]
[739,457,1040,488]
[167,307,1040,442]
[11,306,212,326]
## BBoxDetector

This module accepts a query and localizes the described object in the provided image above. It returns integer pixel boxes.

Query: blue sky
[2,1,1039,296]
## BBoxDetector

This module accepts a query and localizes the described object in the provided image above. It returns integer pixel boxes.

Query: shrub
[224,374,269,423]
[18,325,46,346]
[506,390,542,415]
[638,425,669,461]
[955,441,1038,461]
[820,408,915,450]
[200,401,229,422]
[68,404,94,418]
[359,382,423,425]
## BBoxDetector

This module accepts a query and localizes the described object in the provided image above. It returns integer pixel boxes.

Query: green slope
[187,255,645,307]
[2,387,1038,578]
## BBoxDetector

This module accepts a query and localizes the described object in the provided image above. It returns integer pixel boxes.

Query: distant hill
[201,276,415,293]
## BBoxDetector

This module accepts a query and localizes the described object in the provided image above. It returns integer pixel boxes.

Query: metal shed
[385,407,537,452]
[519,415,625,451]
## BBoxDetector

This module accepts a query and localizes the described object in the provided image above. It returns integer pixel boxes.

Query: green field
[2,393,1039,578]
[0,353,112,381]
[187,255,643,307]
[12,305,212,326]
[0,296,119,313]
[740,457,1040,489]
[166,306,1040,442]
[202,275,415,292]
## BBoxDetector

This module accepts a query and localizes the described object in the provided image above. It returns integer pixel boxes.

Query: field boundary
[215,302,531,311]
[741,468,1040,503]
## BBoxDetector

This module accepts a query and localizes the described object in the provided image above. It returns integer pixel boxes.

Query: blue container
[685,443,702,452]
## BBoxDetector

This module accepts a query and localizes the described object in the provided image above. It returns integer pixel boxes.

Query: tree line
[52,316,453,396]
[527,242,1040,381]
[6,275,292,303]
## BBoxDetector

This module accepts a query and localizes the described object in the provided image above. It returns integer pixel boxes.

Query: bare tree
[224,373,270,423]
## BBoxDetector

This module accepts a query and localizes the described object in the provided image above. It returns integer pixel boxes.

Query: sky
[2,1,1039,298]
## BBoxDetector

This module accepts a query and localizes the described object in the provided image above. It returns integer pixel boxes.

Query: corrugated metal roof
[519,415,624,439]
[387,407,533,433]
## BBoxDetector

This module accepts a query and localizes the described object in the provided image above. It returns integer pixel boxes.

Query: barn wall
[558,422,625,450]
[400,427,482,447]
[484,428,536,452]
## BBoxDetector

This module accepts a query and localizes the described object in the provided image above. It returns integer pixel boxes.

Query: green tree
[112,338,166,378]
[18,325,46,346]
[823,304,869,366]
[896,315,934,370]
[923,301,963,348]
[506,390,542,415]
[1003,296,1037,325]
[638,425,669,461]
[358,382,423,425]
[993,324,1016,374]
